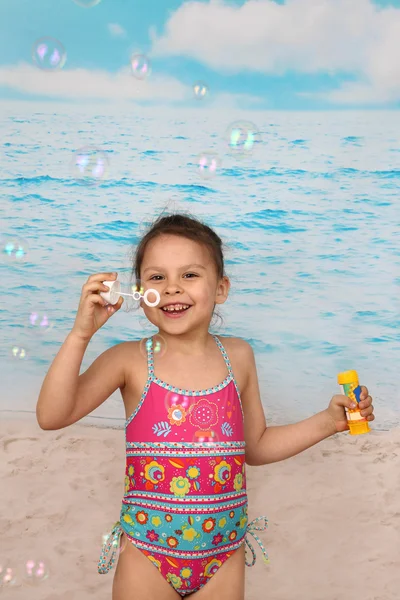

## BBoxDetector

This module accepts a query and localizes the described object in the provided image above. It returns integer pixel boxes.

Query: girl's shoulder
[114,340,144,369]
[216,334,252,349]
[215,335,254,361]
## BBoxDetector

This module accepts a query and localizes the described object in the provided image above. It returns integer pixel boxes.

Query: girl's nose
[164,281,184,295]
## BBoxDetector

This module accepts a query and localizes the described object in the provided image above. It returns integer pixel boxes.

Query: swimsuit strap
[146,335,234,382]
[146,337,155,381]
[245,516,270,567]
[211,335,234,378]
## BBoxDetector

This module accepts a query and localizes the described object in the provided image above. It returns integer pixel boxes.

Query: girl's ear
[215,276,230,304]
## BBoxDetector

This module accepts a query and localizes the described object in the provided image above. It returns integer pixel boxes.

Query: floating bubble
[73,0,101,6]
[164,391,193,413]
[139,334,167,360]
[196,152,220,180]
[128,281,160,308]
[71,146,108,185]
[192,430,219,444]
[21,558,49,585]
[0,561,18,587]
[28,311,54,335]
[10,346,28,360]
[130,54,151,80]
[225,121,261,155]
[32,37,66,71]
[130,282,145,300]
[193,81,209,100]
[2,237,29,261]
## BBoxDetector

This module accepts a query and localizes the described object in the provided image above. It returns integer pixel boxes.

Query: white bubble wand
[100,280,160,307]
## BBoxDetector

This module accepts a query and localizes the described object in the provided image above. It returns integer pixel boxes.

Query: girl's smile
[160,303,192,318]
[161,302,190,319]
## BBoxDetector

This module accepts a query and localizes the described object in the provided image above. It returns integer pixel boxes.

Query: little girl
[36,213,374,600]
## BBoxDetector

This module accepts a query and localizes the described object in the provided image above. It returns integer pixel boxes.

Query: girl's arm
[36,332,126,430]
[240,342,336,466]
[248,412,336,466]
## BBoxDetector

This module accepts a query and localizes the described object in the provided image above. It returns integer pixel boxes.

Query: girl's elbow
[245,454,262,467]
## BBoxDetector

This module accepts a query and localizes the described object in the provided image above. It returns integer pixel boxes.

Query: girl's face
[139,234,230,335]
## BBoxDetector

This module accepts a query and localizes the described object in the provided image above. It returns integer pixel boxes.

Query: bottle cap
[348,421,370,435]
[337,370,359,385]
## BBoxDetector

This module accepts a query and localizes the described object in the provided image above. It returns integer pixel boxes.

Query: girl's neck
[151,329,215,358]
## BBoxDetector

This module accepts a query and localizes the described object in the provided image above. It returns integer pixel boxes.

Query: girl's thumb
[114,296,124,310]
[107,297,123,316]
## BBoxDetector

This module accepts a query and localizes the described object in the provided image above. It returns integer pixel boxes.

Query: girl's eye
[149,273,198,281]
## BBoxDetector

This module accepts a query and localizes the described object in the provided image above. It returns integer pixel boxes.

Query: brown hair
[131,212,227,325]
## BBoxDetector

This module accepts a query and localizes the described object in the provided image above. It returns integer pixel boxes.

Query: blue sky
[1,0,400,110]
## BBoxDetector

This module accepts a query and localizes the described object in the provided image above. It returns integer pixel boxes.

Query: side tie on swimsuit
[244,516,270,566]
[98,521,123,575]
[98,516,270,575]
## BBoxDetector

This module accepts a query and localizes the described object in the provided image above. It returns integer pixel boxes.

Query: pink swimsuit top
[126,335,245,444]
[98,335,269,584]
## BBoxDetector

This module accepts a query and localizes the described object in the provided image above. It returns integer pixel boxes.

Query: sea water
[1,103,399,430]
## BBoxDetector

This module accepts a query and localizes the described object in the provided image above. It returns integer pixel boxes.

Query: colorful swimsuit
[98,335,269,597]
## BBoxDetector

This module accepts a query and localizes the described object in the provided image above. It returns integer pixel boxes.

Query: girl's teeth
[163,305,189,312]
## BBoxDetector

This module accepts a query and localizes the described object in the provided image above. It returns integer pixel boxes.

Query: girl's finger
[87,272,117,283]
[90,294,108,307]
[114,297,124,309]
[84,281,112,294]
[360,396,372,409]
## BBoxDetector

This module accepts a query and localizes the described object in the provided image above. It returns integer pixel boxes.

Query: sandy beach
[1,416,399,600]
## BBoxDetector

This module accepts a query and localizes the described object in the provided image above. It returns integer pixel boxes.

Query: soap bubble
[193,81,209,100]
[73,0,101,6]
[139,334,167,360]
[21,558,50,585]
[32,37,66,71]
[28,311,54,335]
[0,561,18,587]
[10,346,28,360]
[71,146,108,185]
[130,54,151,80]
[164,391,193,413]
[197,152,220,180]
[130,281,160,308]
[2,237,29,261]
[192,430,219,444]
[225,121,261,155]
[130,281,145,300]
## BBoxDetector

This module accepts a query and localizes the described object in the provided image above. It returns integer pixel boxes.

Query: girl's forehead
[141,235,215,273]
[144,235,208,261]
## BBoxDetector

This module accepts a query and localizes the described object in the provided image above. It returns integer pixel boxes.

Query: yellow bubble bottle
[337,370,370,435]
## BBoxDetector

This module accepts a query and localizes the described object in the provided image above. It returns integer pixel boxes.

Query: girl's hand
[71,272,124,342]
[324,386,375,433]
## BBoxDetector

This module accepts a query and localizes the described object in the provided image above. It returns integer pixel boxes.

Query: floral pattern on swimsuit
[98,335,269,597]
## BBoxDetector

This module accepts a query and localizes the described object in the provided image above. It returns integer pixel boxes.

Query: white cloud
[108,23,127,38]
[0,63,264,109]
[150,0,400,104]
[0,64,189,102]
